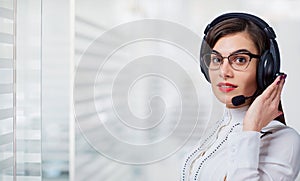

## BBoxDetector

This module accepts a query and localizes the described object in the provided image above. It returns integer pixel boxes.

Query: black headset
[200,12,281,90]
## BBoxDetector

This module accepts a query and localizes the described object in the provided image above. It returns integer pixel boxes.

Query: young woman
[182,12,300,180]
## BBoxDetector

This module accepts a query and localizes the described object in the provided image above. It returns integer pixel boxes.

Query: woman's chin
[214,96,235,107]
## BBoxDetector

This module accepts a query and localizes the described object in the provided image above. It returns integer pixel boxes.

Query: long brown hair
[205,17,286,125]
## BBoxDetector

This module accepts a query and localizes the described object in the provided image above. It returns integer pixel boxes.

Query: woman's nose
[219,59,233,79]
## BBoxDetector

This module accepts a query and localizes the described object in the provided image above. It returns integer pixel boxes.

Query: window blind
[75,16,134,181]
[0,1,15,181]
[15,0,42,180]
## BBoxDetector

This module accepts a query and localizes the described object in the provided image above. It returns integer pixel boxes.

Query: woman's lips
[217,82,238,93]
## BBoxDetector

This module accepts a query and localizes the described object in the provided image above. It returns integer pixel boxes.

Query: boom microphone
[231,95,254,106]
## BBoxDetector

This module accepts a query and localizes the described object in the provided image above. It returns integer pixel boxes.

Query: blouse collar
[223,105,249,124]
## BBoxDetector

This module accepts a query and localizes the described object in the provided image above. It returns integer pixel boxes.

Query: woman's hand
[243,74,286,132]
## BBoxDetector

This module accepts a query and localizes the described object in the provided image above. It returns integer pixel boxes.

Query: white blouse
[182,106,300,181]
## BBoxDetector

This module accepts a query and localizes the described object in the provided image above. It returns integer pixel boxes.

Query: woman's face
[209,31,259,108]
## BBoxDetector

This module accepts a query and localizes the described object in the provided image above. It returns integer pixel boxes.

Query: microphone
[231,95,254,106]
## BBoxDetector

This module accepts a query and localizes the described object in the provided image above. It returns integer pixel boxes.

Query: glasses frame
[203,51,260,71]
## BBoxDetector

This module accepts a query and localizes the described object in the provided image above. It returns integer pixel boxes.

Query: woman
[182,12,300,180]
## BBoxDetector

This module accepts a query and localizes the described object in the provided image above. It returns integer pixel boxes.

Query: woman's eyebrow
[211,49,252,55]
[231,49,252,54]
[211,50,221,55]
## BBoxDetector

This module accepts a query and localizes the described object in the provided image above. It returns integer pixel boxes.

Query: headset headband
[204,13,277,39]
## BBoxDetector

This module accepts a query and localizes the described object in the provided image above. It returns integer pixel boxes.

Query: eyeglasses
[202,51,260,71]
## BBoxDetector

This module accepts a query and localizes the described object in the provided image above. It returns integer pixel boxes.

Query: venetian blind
[15,0,42,180]
[0,0,15,180]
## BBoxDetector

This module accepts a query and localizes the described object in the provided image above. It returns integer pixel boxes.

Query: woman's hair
[205,17,269,55]
[205,17,286,125]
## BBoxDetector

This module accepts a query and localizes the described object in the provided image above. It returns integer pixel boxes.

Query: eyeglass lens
[203,53,255,71]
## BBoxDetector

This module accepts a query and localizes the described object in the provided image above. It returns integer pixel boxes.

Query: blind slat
[0,59,13,68]
[0,108,13,120]
[0,156,13,171]
[16,130,41,140]
[0,83,13,94]
[0,32,14,44]
[0,132,13,145]
[17,153,41,163]
[11,176,41,181]
[0,44,13,58]
[76,16,107,31]
[0,7,13,20]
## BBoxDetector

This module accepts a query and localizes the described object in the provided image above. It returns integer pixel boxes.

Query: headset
[200,12,281,91]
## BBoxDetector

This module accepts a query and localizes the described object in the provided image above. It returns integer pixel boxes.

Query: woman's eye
[233,56,247,64]
[211,56,221,64]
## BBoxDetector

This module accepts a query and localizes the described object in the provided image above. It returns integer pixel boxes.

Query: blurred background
[1,0,300,180]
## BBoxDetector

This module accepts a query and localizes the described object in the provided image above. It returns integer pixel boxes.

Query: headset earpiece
[257,39,280,89]
[200,36,211,82]
[257,50,272,89]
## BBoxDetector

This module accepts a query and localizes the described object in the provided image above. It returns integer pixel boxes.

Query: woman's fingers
[260,75,280,100]
[262,74,286,102]
[275,74,286,101]
[270,74,286,104]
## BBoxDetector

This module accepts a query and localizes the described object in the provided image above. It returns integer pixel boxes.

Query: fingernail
[280,75,284,80]
[276,80,281,85]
